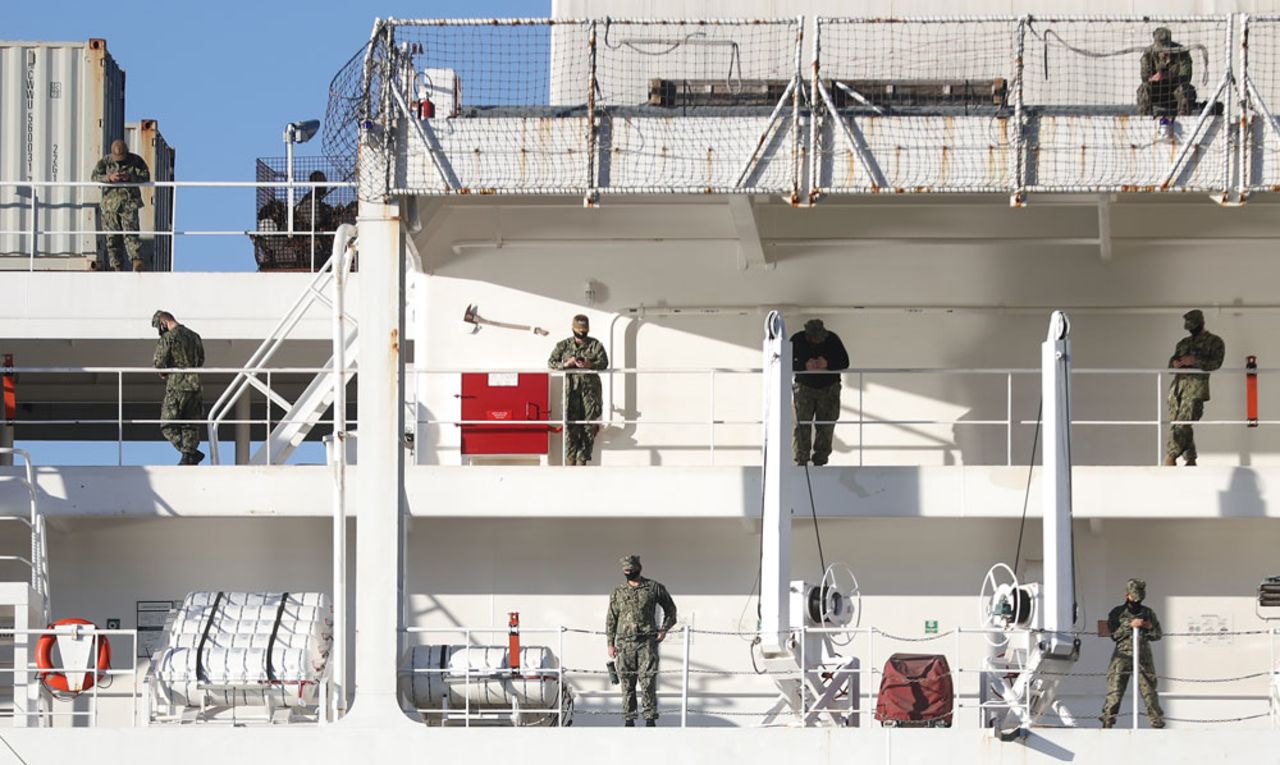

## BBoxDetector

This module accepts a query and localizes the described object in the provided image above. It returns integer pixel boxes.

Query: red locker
[459,373,550,456]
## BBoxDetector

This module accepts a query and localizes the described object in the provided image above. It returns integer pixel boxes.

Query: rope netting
[1022,17,1233,192]
[593,19,803,195]
[319,15,1280,201]
[813,18,1020,194]
[1244,16,1280,191]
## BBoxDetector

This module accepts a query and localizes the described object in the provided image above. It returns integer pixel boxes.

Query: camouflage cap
[573,314,590,332]
[1153,27,1173,45]
[620,554,641,571]
[803,318,827,341]
[110,139,128,160]
[1183,309,1205,324]
[1126,578,1147,600]
[151,310,169,329]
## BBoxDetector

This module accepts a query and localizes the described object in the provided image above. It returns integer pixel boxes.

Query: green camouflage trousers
[793,383,840,465]
[1166,391,1204,461]
[1101,652,1164,727]
[1137,82,1196,116]
[565,385,602,465]
[101,202,142,269]
[616,638,659,721]
[161,389,203,456]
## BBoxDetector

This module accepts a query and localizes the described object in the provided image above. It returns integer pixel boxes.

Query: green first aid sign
[924,620,939,634]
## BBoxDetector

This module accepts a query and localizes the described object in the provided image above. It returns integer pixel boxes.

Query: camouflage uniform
[607,555,677,724]
[1101,579,1165,728]
[548,333,608,465]
[1138,28,1197,117]
[154,319,206,462]
[91,151,151,270]
[791,320,850,466]
[1166,311,1225,464]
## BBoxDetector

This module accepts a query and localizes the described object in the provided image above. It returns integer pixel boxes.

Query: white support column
[760,311,793,657]
[1041,311,1075,648]
[234,395,251,465]
[343,200,410,727]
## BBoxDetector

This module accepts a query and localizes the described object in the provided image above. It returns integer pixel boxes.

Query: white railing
[0,179,355,272]
[0,627,139,727]
[401,623,1280,728]
[0,448,50,622]
[2,365,1274,467]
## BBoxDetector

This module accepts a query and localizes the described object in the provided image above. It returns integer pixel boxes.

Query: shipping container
[124,119,176,271]
[0,39,126,270]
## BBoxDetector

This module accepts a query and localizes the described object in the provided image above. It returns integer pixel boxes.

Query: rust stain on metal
[1119,185,1156,193]
[707,146,715,185]
[391,328,400,355]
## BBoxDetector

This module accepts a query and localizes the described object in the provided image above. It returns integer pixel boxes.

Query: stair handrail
[0,448,50,624]
[207,235,358,464]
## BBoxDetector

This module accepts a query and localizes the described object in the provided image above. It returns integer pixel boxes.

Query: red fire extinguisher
[1247,355,1259,428]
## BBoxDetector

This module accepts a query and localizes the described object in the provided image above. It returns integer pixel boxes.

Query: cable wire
[1013,399,1043,577]
[803,461,827,580]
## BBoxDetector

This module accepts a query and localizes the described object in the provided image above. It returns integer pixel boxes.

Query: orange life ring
[36,618,111,696]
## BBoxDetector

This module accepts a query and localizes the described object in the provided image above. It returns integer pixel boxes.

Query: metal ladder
[0,448,50,624]
[207,229,358,465]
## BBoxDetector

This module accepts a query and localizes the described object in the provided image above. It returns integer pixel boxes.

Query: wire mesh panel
[380,20,593,197]
[252,157,358,271]
[1243,16,1280,193]
[593,19,803,196]
[813,18,1021,195]
[1022,16,1233,194]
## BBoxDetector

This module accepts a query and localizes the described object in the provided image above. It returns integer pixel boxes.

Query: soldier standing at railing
[1165,309,1225,467]
[152,310,206,465]
[548,315,608,466]
[91,139,151,272]
[606,555,677,727]
[1100,578,1165,728]
[791,318,849,466]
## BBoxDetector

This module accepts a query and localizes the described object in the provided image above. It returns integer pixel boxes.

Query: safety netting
[1020,17,1234,193]
[1243,16,1280,192]
[812,18,1021,195]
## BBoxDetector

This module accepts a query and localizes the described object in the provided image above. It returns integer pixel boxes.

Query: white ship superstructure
[3,1,1280,761]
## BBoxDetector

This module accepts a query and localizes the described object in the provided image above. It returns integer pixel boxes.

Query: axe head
[463,304,479,324]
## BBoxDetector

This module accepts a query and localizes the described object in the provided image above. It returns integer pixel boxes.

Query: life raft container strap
[266,592,290,682]
[196,591,224,684]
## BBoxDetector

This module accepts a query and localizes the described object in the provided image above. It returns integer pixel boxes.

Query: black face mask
[624,570,641,582]
[157,325,168,337]
[574,331,588,341]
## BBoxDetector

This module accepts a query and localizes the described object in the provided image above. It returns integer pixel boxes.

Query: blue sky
[10,0,550,273]
[11,0,548,464]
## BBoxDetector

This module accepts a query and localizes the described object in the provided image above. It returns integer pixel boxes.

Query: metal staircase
[0,447,51,726]
[207,227,358,465]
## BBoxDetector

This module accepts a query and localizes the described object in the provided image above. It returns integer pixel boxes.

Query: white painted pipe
[331,224,356,718]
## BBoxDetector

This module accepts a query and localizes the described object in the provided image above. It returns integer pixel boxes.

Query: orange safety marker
[1247,355,1259,428]
[2,354,14,423]
[508,612,521,674]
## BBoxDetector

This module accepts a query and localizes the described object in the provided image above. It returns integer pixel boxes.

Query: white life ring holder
[36,618,111,697]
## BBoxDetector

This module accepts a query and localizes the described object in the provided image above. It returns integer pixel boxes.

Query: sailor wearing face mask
[152,310,206,465]
[1165,309,1225,466]
[1100,579,1165,729]
[606,555,677,727]
[547,314,609,466]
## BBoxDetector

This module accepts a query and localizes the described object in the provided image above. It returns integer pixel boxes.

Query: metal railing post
[117,371,125,466]
[28,185,38,268]
[1007,372,1014,466]
[1156,372,1164,465]
[858,372,865,466]
[681,620,692,727]
[558,626,565,728]
[464,631,472,727]
[266,370,273,464]
[708,371,716,465]
[799,626,807,723]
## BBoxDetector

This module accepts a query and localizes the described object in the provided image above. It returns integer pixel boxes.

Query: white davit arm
[759,310,793,657]
[1041,310,1076,650]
